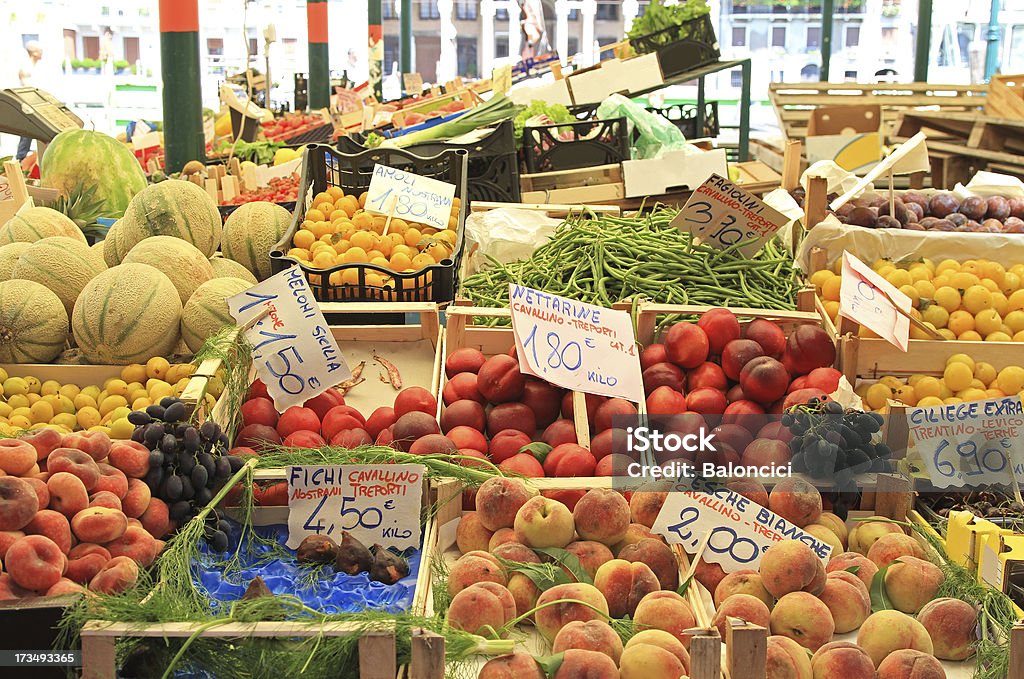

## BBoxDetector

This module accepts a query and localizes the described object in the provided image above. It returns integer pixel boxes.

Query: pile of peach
[0,429,171,599]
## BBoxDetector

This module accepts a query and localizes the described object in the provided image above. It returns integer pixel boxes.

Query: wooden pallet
[768,82,987,141]
[519,164,625,204]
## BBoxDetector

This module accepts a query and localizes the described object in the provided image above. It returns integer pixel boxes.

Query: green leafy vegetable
[535,547,593,585]
[869,560,897,612]
[216,139,285,164]
[533,653,565,677]
[497,557,573,591]
[388,93,520,147]
[513,100,575,147]
[628,0,711,44]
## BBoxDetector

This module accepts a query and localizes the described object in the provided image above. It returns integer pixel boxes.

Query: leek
[386,94,521,147]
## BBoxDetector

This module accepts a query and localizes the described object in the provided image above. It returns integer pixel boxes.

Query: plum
[987,196,1011,221]
[981,219,1003,233]
[876,215,901,229]
[905,202,924,221]
[878,199,909,225]
[959,196,988,221]
[947,213,968,227]
[1009,197,1024,220]
[919,217,939,228]
[901,191,929,211]
[904,222,925,231]
[928,193,960,218]
[1003,217,1024,233]
[847,206,877,227]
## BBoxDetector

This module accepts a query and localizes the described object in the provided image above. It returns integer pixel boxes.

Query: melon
[72,263,183,364]
[39,129,147,219]
[12,236,107,316]
[119,180,222,256]
[181,277,251,352]
[123,235,214,304]
[102,221,122,267]
[0,207,85,246]
[0,243,31,281]
[209,256,258,284]
[221,201,292,280]
[0,279,69,363]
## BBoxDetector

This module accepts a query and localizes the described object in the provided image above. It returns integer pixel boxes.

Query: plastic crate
[647,101,720,139]
[218,201,297,221]
[521,117,629,173]
[630,14,721,78]
[270,144,469,303]
[284,121,334,145]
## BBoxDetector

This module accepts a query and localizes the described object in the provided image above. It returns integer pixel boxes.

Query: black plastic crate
[521,117,629,173]
[270,144,468,303]
[647,101,720,139]
[630,14,721,78]
[218,201,297,221]
[284,121,334,145]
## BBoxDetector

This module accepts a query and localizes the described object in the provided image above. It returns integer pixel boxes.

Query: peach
[612,523,663,554]
[916,598,977,660]
[107,440,151,479]
[24,476,49,509]
[62,430,111,462]
[23,509,73,554]
[553,649,619,679]
[564,540,613,580]
[0,530,24,559]
[573,488,630,546]
[455,512,493,554]
[535,582,609,642]
[47,471,89,518]
[817,512,848,548]
[848,520,903,555]
[714,569,773,608]
[21,428,63,462]
[760,540,825,598]
[66,548,110,584]
[820,571,871,633]
[93,463,129,499]
[826,551,878,590]
[47,449,100,491]
[594,559,660,618]
[868,533,926,568]
[617,538,678,591]
[632,590,697,646]
[450,582,516,636]
[876,649,946,679]
[89,491,122,511]
[884,556,944,614]
[140,497,171,539]
[475,477,537,532]
[768,478,822,528]
[477,354,525,404]
[89,555,139,594]
[0,439,38,476]
[514,496,574,549]
[488,527,516,551]
[810,641,875,679]
[713,593,771,639]
[507,573,540,621]
[106,525,158,567]
[618,643,687,679]
[5,535,66,591]
[803,524,843,555]
[46,578,87,597]
[0,572,32,600]
[628,488,668,528]
[552,620,624,664]
[857,610,934,667]
[625,629,690,671]
[726,478,770,507]
[448,550,506,596]
[770,592,834,652]
[121,478,151,518]
[71,507,128,544]
[767,635,813,679]
[693,557,727,597]
[478,653,544,679]
[491,541,540,565]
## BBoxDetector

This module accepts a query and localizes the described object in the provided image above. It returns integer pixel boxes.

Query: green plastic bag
[596,93,693,160]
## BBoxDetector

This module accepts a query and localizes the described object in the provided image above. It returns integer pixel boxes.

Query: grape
[160,434,178,455]
[183,428,200,453]
[214,457,232,480]
[164,475,183,501]
[145,405,166,421]
[144,424,164,447]
[144,466,164,492]
[177,451,196,474]
[160,396,179,409]
[190,464,209,489]
[791,452,807,473]
[216,433,230,450]
[198,453,215,476]
[208,530,229,553]
[163,401,186,423]
[128,411,151,426]
[131,427,146,444]
[227,455,244,473]
[148,449,164,469]
[169,500,191,522]
[200,421,220,441]
[180,476,195,501]
[825,400,844,415]
[195,487,213,506]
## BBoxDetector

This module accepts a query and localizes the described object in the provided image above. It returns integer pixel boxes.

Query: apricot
[857,610,933,667]
[573,488,629,547]
[768,478,822,528]
[916,597,977,660]
[89,555,139,595]
[594,559,660,618]
[876,649,946,679]
[552,620,623,664]
[618,538,679,591]
[534,582,609,642]
[447,550,506,596]
[475,477,537,532]
[5,535,66,591]
[713,593,771,640]
[632,590,697,646]
[770,592,835,652]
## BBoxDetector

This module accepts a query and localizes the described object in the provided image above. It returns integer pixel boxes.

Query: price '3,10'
[523,324,583,374]
[685,200,758,246]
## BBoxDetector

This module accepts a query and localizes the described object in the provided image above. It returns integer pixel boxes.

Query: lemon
[962,285,994,314]
[866,383,894,410]
[975,309,1003,336]
[943,362,974,392]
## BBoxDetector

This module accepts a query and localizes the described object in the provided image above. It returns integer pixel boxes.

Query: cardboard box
[509,77,572,107]
[979,530,1024,593]
[804,104,883,174]
[567,54,664,106]
[621,148,728,197]
[944,510,1004,573]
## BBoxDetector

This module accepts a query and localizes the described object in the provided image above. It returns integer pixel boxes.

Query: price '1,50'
[251,329,308,395]
[523,324,583,374]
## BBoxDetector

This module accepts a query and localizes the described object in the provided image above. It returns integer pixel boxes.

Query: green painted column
[985,0,1002,81]
[158,0,204,173]
[307,0,330,109]
[820,0,834,81]
[915,0,933,82]
[400,0,413,76]
[369,0,384,100]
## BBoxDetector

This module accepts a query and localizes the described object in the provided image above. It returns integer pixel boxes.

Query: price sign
[651,476,832,573]
[402,73,423,94]
[491,64,512,94]
[365,164,457,231]
[909,396,1024,489]
[228,268,351,412]
[671,174,789,257]
[287,464,425,550]
[509,284,644,404]
[838,251,911,352]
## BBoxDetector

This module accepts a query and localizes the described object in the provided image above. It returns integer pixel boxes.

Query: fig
[369,544,410,584]
[847,206,877,227]
[987,196,1011,221]
[959,196,988,221]
[242,575,273,600]
[297,534,339,565]
[335,531,373,575]
[928,193,960,218]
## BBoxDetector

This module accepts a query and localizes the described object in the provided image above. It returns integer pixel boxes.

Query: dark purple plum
[929,193,960,218]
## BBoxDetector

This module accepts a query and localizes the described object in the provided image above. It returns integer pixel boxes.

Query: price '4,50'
[304,495,395,536]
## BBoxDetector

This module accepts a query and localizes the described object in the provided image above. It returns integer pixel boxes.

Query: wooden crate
[519,164,625,204]
[987,74,1024,120]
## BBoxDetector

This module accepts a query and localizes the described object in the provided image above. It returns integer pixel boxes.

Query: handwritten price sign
[909,396,1024,489]
[508,284,645,404]
[651,477,832,573]
[366,164,457,231]
[839,252,911,352]
[287,464,425,550]
[671,174,788,257]
[228,268,351,412]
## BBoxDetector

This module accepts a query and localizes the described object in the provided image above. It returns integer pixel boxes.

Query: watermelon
[120,180,222,257]
[39,129,147,219]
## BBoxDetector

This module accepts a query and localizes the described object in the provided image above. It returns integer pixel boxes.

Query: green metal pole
[985,0,1002,80]
[307,0,330,109]
[158,0,204,173]
[369,0,384,100]
[820,0,834,81]
[740,59,751,161]
[914,0,933,82]
[400,0,413,77]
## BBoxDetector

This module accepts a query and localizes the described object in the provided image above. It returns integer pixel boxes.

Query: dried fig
[297,535,339,565]
[369,544,410,585]
[335,531,373,575]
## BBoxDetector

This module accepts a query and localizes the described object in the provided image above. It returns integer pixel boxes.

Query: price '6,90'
[684,201,757,246]
[304,495,395,536]
[932,438,1009,478]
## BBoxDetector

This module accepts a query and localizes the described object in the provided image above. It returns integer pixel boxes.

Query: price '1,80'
[523,324,584,374]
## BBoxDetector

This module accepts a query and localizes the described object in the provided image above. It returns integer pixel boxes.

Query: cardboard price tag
[909,396,1024,489]
[650,477,833,573]
[227,268,351,412]
[491,64,512,95]
[671,173,788,257]
[365,164,457,231]
[287,464,425,550]
[509,284,644,403]
[838,251,911,352]
[402,72,423,94]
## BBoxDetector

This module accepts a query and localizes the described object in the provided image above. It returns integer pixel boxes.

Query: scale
[0,87,82,151]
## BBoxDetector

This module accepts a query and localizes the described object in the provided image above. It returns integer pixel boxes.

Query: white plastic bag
[464,208,562,275]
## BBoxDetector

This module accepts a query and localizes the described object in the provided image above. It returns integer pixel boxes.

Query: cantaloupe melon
[123,235,214,305]
[0,279,69,363]
[12,236,107,316]
[221,201,292,280]
[0,242,31,281]
[102,220,123,267]
[209,256,258,284]
[0,207,86,246]
[181,277,252,352]
[119,180,222,256]
[72,263,183,364]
